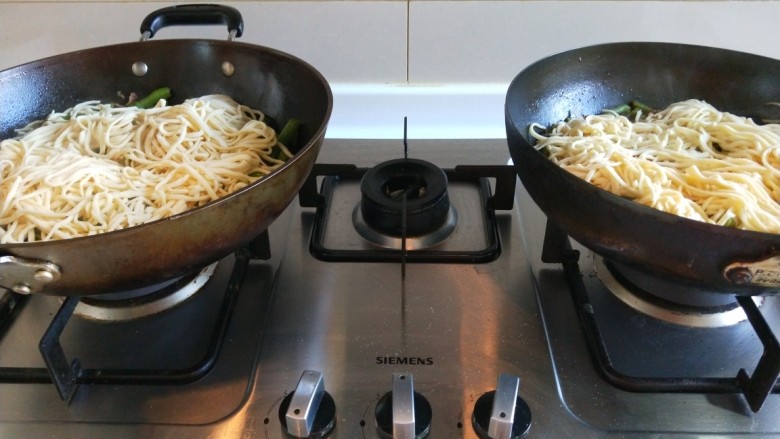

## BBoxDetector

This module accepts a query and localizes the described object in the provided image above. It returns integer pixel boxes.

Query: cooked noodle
[530,99,780,233]
[0,95,293,243]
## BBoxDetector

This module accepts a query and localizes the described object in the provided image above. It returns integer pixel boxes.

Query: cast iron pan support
[541,218,780,413]
[300,162,514,264]
[33,229,273,402]
[39,296,83,401]
[736,295,780,412]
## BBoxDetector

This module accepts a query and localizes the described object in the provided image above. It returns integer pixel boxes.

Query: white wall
[1,1,779,138]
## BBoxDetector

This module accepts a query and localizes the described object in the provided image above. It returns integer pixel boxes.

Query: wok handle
[139,4,244,40]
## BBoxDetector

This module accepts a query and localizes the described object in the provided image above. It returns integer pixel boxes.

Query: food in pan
[0,94,295,243]
[529,99,780,234]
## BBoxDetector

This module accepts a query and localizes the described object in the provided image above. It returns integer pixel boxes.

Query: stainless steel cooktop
[0,139,778,438]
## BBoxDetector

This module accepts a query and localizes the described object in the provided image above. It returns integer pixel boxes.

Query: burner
[595,257,763,328]
[355,158,457,249]
[303,160,514,262]
[69,262,218,321]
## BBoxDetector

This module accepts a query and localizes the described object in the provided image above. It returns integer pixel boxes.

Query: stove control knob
[472,373,532,439]
[278,370,336,438]
[375,373,432,439]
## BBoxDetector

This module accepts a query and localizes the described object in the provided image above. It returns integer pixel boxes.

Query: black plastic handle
[139,4,244,39]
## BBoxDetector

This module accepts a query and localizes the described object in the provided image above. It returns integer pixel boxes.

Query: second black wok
[506,42,780,295]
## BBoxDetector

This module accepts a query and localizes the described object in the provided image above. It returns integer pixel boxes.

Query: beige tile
[0,1,408,83]
[409,1,780,83]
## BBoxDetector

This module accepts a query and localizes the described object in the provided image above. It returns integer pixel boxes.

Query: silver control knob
[392,373,416,438]
[472,373,532,439]
[278,370,336,438]
[375,373,432,438]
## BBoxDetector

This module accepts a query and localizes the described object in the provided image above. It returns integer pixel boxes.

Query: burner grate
[300,163,516,263]
[0,231,272,401]
[541,219,780,413]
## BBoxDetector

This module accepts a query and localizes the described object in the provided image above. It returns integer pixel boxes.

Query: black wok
[0,5,332,295]
[505,42,780,295]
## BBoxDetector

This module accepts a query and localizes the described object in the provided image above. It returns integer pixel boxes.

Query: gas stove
[0,138,778,438]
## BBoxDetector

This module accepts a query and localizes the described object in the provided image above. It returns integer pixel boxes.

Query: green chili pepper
[277,118,302,147]
[272,118,302,160]
[630,100,655,114]
[604,101,657,117]
[604,104,631,115]
[133,87,172,109]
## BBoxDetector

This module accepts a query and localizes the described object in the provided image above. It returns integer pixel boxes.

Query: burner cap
[359,158,452,237]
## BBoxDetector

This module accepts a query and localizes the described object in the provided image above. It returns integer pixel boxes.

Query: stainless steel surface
[0,139,777,438]
[250,139,541,439]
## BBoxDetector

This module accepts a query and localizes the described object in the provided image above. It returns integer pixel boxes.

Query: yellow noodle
[530,99,780,233]
[0,95,293,243]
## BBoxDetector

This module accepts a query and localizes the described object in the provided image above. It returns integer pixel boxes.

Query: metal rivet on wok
[132,61,149,77]
[221,61,235,77]
[33,269,56,283]
[12,284,31,295]
[726,267,753,285]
